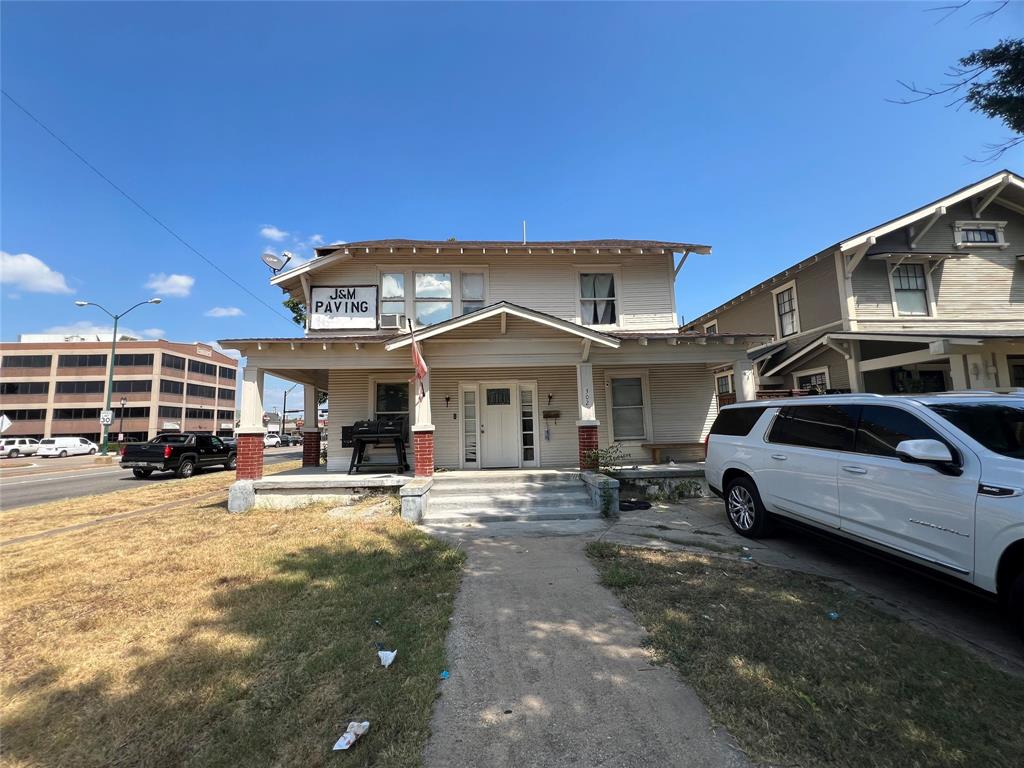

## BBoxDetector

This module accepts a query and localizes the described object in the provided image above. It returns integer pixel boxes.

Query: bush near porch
[2,498,465,768]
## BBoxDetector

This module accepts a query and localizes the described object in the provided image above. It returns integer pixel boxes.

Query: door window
[486,388,511,405]
[375,382,409,436]
[520,388,535,463]
[854,405,945,458]
[767,405,858,451]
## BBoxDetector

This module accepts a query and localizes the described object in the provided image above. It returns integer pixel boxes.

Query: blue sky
[2,1,1020,411]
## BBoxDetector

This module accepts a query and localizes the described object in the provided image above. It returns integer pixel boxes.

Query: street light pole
[282,383,298,436]
[119,395,128,443]
[75,297,162,455]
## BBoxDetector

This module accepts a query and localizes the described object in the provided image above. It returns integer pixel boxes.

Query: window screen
[767,405,858,451]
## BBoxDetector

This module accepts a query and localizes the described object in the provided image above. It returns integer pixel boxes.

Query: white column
[948,354,969,391]
[302,383,319,432]
[966,353,996,390]
[239,365,266,433]
[575,363,599,426]
[845,340,864,393]
[735,359,757,402]
[413,371,432,428]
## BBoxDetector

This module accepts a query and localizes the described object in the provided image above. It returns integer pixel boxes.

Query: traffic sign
[100,410,114,426]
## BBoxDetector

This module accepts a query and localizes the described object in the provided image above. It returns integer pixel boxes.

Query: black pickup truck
[120,433,236,479]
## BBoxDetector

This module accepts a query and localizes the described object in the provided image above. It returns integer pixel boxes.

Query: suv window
[855,405,945,458]
[710,407,768,437]
[767,404,858,451]
[928,402,1024,460]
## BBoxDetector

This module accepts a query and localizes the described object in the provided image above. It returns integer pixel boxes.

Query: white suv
[705,393,1024,635]
[0,437,40,459]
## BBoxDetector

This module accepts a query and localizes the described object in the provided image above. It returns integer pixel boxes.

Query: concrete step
[428,490,592,512]
[422,505,602,524]
[432,471,581,485]
[430,478,585,496]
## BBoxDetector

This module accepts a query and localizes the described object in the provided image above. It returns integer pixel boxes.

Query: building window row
[217,409,235,420]
[188,359,217,376]
[112,406,150,418]
[56,380,104,394]
[2,355,52,368]
[160,379,184,395]
[112,380,153,393]
[187,383,216,398]
[113,353,154,367]
[53,408,102,420]
[218,387,235,401]
[162,353,186,371]
[185,407,214,419]
[0,408,46,420]
[0,382,49,395]
[158,405,182,418]
[58,354,107,368]
[219,366,235,381]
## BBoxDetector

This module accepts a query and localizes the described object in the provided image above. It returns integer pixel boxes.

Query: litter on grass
[378,650,398,668]
[827,611,841,621]
[439,669,450,680]
[333,721,370,751]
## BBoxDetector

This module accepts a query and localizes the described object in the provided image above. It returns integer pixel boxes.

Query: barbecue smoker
[343,417,409,474]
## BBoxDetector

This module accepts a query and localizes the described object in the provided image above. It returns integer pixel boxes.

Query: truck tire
[177,459,195,479]
[59,450,68,458]
[225,455,237,471]
[724,476,775,538]
[133,468,154,479]
[1009,570,1024,641]
[8,449,18,459]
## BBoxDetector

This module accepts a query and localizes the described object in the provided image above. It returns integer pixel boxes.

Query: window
[520,387,537,463]
[891,263,929,316]
[767,404,858,451]
[0,409,46,420]
[703,321,718,334]
[374,382,409,435]
[0,381,48,395]
[710,407,768,437]
[111,380,152,393]
[929,402,1024,461]
[162,353,185,371]
[1008,356,1024,388]
[160,379,184,395]
[463,389,477,464]
[608,375,647,440]
[485,387,511,406]
[2,355,51,368]
[381,273,406,317]
[954,220,1008,249]
[772,281,799,337]
[715,372,734,395]
[794,368,829,393]
[217,409,234,420]
[855,405,948,459]
[112,406,150,418]
[113,353,154,367]
[58,354,106,368]
[414,272,453,326]
[53,408,102,420]
[55,380,104,394]
[461,272,486,314]
[218,366,235,381]
[185,407,214,420]
[188,359,217,376]
[218,388,235,401]
[579,273,617,325]
[187,383,216,398]
[158,405,182,418]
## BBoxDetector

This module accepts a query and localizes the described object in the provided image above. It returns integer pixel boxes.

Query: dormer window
[954,220,1008,249]
[771,280,800,338]
[579,273,617,326]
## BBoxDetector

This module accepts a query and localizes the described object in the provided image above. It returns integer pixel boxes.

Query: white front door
[480,384,519,468]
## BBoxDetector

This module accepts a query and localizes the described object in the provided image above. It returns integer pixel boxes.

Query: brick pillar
[412,427,434,477]
[578,424,599,470]
[236,433,265,480]
[302,430,321,468]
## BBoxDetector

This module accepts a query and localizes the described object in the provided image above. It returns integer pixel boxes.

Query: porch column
[301,383,320,468]
[966,352,996,390]
[236,365,265,480]
[576,363,600,470]
[412,371,434,477]
[845,340,865,393]
[949,354,969,390]
[734,359,757,402]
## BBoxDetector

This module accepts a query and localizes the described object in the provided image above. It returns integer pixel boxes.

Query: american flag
[409,320,428,401]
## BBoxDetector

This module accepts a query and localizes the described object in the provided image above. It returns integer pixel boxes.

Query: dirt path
[423,535,748,768]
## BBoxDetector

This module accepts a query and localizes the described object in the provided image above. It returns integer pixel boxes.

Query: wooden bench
[641,442,704,464]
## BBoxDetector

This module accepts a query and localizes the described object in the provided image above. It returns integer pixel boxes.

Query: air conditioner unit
[379,313,406,330]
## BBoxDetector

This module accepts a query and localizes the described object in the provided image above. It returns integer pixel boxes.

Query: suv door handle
[770,454,787,461]
[841,465,868,475]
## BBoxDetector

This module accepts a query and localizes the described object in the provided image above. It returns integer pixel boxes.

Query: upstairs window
[414,273,453,326]
[703,321,718,334]
[461,272,485,314]
[381,273,406,317]
[2,355,51,368]
[891,263,929,316]
[772,281,799,338]
[580,273,617,325]
[954,220,1008,249]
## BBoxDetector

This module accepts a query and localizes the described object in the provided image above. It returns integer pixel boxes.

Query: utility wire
[2,89,293,324]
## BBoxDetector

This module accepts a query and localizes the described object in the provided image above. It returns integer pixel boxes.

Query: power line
[2,89,292,324]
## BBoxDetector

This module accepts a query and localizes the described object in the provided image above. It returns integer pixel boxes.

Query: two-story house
[221,239,770,479]
[683,170,1024,399]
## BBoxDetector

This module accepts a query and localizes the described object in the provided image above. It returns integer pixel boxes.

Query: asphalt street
[0,447,302,510]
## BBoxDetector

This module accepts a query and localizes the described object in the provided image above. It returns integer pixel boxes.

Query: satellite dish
[261,251,293,273]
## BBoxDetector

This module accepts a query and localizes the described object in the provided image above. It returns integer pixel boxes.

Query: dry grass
[2,461,301,540]
[587,542,1024,768]
[2,495,464,767]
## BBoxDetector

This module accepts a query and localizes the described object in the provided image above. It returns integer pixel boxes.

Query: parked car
[221,436,237,450]
[120,433,236,478]
[280,433,303,446]
[37,437,98,458]
[0,437,40,459]
[705,393,1024,636]
[264,433,282,448]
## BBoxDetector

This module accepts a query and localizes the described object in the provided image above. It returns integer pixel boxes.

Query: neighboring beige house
[221,239,770,478]
[683,170,1024,398]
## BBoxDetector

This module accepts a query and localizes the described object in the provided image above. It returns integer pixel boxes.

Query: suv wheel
[725,476,774,538]
[177,460,195,479]
[8,449,19,459]
[1009,571,1024,641]
[59,450,68,458]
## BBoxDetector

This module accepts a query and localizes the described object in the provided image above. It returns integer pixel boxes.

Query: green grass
[586,541,1024,768]
[3,497,465,767]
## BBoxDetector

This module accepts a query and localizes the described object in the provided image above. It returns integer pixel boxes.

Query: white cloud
[260,224,289,242]
[308,234,325,246]
[41,321,165,340]
[145,272,194,297]
[0,251,73,294]
[206,341,242,362]
[205,306,245,318]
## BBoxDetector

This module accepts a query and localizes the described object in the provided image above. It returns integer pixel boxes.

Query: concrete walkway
[422,535,749,768]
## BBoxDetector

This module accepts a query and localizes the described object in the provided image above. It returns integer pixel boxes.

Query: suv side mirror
[895,439,961,475]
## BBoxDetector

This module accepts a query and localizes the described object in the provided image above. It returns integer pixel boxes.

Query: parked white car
[0,437,40,459]
[37,437,99,458]
[705,393,1024,635]
[264,433,281,448]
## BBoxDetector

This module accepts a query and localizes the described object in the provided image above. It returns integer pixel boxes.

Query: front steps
[424,470,602,524]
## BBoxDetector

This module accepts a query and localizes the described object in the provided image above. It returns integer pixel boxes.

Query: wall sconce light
[547,393,554,405]
[444,395,451,408]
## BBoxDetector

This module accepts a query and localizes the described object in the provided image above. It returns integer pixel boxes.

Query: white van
[0,437,40,459]
[37,437,99,458]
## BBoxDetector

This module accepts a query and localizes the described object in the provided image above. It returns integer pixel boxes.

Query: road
[0,447,302,510]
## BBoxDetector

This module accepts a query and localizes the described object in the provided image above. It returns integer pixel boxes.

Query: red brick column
[302,430,321,467]
[236,433,265,480]
[412,428,434,477]
[578,424,599,470]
